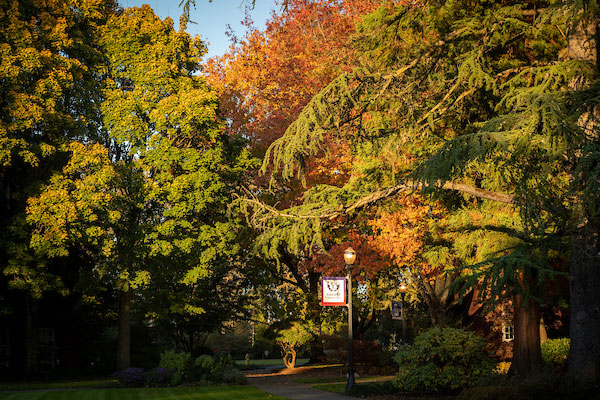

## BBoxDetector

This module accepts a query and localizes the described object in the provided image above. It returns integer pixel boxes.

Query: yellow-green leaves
[0,0,112,168]
[19,3,250,322]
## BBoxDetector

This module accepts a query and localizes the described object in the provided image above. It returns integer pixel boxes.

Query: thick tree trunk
[510,292,542,378]
[567,228,600,384]
[24,295,37,375]
[117,289,131,370]
[565,16,600,385]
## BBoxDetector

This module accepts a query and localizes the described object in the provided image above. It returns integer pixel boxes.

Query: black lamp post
[399,280,408,343]
[344,247,356,395]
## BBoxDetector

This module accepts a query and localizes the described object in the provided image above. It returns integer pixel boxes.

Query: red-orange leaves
[301,231,389,281]
[370,194,446,277]
[206,0,384,156]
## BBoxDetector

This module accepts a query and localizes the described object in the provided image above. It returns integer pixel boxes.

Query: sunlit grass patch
[234,358,308,367]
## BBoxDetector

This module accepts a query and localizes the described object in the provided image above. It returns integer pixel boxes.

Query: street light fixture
[399,280,408,343]
[344,247,356,395]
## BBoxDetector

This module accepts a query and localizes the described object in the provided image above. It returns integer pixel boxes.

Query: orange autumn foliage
[300,231,389,281]
[370,194,447,278]
[206,0,385,188]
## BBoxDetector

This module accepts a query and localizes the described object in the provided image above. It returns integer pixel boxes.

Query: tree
[207,0,383,155]
[0,0,116,374]
[276,321,314,369]
[252,0,597,380]
[369,193,461,326]
[208,0,386,362]
[27,5,252,370]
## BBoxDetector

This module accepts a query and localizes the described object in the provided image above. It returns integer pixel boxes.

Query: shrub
[394,327,494,393]
[159,350,192,379]
[222,368,248,384]
[114,367,145,387]
[194,354,214,371]
[354,340,391,368]
[494,361,511,374]
[171,371,183,386]
[144,367,175,387]
[541,338,570,366]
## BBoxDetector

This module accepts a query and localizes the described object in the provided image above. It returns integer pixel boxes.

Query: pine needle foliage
[249,0,598,312]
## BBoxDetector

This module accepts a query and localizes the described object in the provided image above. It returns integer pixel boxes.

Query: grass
[234,358,308,367]
[294,375,395,385]
[0,386,288,400]
[0,380,116,391]
[314,381,398,397]
[311,383,346,394]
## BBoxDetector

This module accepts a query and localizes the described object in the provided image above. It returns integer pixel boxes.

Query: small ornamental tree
[276,322,315,369]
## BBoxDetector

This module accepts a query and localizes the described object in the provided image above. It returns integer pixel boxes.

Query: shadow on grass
[0,385,287,399]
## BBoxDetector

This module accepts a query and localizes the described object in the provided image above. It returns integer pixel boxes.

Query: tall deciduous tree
[208,0,385,362]
[27,5,252,370]
[0,0,116,373]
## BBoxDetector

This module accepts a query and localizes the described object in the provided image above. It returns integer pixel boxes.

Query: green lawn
[0,380,115,391]
[0,386,288,400]
[234,358,308,367]
[310,383,346,394]
[313,380,398,397]
[294,375,395,385]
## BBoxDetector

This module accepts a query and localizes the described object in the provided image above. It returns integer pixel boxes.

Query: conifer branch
[241,180,514,229]
[343,180,514,217]
[418,79,462,125]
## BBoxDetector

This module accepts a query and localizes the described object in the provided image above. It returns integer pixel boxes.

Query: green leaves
[394,327,494,393]
[19,4,251,325]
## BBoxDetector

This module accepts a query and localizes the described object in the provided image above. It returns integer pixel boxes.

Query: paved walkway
[248,371,349,400]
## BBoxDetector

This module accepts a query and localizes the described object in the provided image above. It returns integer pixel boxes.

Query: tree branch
[342,180,514,218]
[242,180,514,227]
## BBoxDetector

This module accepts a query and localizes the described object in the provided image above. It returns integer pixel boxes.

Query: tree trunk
[510,292,542,378]
[539,317,548,343]
[24,295,37,375]
[567,228,600,384]
[565,15,600,385]
[283,347,296,369]
[308,271,324,363]
[117,289,131,370]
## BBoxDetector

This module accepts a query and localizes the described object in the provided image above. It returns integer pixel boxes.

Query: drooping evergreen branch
[240,179,515,231]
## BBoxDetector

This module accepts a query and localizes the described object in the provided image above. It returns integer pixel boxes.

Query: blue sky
[120,0,279,59]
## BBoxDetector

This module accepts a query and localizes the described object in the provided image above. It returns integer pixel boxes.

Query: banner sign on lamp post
[321,277,346,306]
[391,301,402,320]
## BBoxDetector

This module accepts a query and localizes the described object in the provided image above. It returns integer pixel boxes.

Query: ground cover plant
[0,386,287,400]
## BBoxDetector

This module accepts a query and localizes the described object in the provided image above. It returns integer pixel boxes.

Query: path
[247,365,349,400]
[246,366,457,400]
